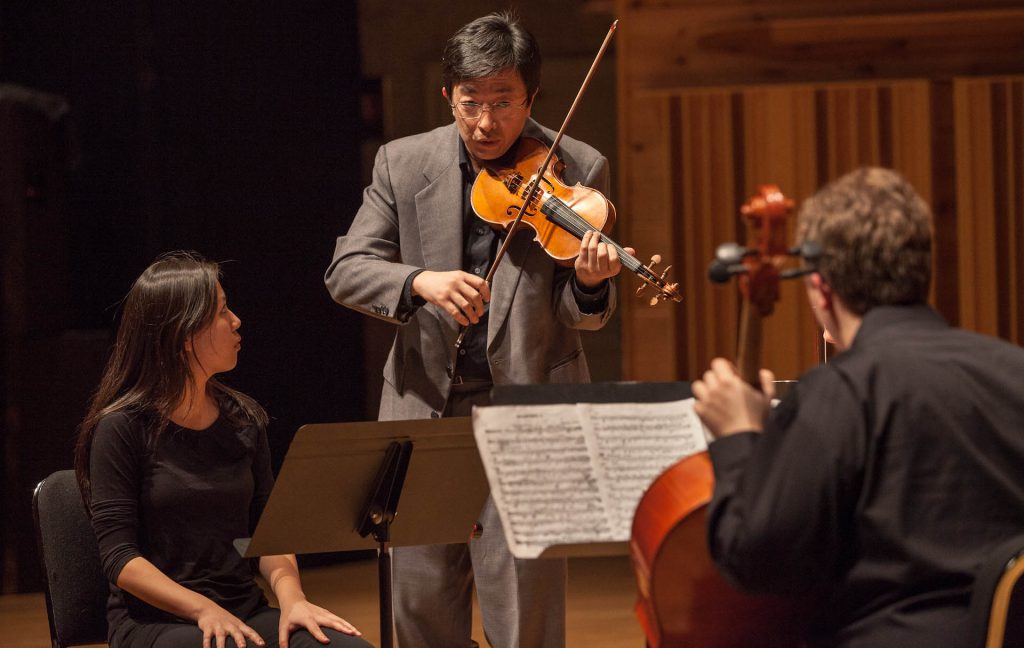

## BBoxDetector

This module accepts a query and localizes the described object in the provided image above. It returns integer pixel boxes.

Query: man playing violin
[692,167,1024,647]
[326,11,624,648]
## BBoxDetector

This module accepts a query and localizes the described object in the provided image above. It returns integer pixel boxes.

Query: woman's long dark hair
[74,251,267,510]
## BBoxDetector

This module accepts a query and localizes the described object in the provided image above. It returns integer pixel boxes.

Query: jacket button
[430,411,440,419]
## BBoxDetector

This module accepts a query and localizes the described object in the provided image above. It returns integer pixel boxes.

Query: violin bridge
[503,171,524,196]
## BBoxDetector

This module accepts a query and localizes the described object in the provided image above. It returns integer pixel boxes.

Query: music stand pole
[356,440,413,648]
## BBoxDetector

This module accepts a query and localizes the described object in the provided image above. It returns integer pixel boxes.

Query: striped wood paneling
[953,77,1024,344]
[621,81,933,380]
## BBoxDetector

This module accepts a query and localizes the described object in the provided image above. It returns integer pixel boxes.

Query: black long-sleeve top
[88,407,273,639]
[707,305,1024,647]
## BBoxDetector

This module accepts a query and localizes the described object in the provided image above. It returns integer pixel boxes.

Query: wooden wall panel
[954,80,1000,337]
[620,99,678,380]
[741,86,821,380]
[616,1,1024,380]
[676,91,739,381]
[889,83,933,202]
[621,80,934,380]
[999,80,1024,345]
[953,77,1024,344]
[616,0,1024,91]
[822,86,883,177]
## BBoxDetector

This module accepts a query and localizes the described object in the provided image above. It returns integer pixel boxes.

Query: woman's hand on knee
[197,603,265,648]
[279,600,361,647]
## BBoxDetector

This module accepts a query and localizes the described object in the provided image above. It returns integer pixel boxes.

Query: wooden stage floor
[2,555,644,647]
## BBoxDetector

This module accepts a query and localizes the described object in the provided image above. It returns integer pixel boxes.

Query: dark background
[1,2,367,592]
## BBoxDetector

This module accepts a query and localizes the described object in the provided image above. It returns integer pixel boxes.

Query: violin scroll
[635,254,682,306]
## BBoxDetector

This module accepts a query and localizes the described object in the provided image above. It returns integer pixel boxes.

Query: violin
[470,136,682,305]
[630,185,814,647]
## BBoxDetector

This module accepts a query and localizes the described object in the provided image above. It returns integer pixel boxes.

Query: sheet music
[472,398,707,558]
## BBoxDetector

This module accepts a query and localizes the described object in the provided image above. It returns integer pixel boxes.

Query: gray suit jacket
[325,120,616,420]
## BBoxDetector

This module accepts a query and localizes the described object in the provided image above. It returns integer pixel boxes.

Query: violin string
[542,195,648,275]
[507,174,664,288]
[516,177,600,242]
[546,200,673,294]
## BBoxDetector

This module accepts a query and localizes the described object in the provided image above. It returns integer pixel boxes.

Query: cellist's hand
[412,270,491,326]
[692,358,775,438]
[575,231,633,289]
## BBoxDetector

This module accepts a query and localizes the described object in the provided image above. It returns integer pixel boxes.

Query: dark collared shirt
[452,143,503,380]
[707,305,1024,647]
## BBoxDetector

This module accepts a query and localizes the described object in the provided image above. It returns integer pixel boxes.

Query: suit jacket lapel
[416,125,464,274]
[487,231,531,349]
[414,126,464,346]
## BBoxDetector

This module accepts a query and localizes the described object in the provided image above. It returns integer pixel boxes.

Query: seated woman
[74,251,372,648]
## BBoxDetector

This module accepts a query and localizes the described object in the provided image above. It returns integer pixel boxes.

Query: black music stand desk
[235,417,489,648]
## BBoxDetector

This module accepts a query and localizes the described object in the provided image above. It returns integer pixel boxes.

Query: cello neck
[736,299,763,387]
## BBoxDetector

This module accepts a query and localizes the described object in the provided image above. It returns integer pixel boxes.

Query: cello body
[630,452,805,647]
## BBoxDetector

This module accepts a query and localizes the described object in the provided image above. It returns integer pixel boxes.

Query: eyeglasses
[450,98,529,121]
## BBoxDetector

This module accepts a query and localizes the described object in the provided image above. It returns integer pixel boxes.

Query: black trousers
[112,606,374,648]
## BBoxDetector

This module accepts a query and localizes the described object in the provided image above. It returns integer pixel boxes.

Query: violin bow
[454,20,619,352]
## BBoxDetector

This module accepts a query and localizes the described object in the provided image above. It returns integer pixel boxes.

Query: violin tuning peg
[660,265,673,280]
[635,284,648,298]
[665,282,682,302]
[649,296,660,307]
[650,254,662,265]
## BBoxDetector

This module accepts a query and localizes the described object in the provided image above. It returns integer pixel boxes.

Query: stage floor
[2,555,644,647]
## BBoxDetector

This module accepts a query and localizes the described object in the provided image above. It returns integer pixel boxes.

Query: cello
[630,185,817,647]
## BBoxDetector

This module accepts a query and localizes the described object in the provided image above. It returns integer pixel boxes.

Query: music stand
[235,417,489,648]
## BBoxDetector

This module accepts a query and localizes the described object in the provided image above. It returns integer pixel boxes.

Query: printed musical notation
[471,400,708,558]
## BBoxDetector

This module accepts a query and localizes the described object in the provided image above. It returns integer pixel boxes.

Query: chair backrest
[968,533,1024,648]
[32,469,109,647]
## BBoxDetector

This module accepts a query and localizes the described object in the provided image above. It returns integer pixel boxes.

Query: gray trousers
[392,383,567,648]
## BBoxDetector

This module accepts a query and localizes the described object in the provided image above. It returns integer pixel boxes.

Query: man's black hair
[442,11,541,100]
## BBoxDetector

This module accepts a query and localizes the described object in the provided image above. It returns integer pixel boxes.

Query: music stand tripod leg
[357,440,413,648]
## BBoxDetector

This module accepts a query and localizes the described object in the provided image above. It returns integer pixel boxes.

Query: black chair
[969,533,1024,648]
[32,469,109,647]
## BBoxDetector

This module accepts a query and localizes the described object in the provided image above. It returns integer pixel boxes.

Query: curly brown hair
[796,167,933,315]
